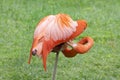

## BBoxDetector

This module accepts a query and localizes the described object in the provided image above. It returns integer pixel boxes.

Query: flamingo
[28,13,94,80]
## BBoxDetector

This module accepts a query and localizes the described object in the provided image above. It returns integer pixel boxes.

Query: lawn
[0,0,120,80]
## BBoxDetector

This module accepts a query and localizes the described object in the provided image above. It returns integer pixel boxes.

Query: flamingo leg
[52,52,59,80]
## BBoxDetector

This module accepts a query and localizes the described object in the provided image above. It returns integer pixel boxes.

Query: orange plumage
[28,13,94,71]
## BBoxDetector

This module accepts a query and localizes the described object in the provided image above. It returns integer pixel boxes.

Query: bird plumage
[28,13,89,71]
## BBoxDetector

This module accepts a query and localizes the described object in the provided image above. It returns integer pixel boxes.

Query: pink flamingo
[28,13,94,80]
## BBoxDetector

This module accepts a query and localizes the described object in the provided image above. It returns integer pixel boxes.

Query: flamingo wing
[28,14,87,71]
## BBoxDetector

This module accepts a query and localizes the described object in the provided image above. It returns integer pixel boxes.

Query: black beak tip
[32,49,37,56]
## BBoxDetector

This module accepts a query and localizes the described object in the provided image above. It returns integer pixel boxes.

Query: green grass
[0,0,120,80]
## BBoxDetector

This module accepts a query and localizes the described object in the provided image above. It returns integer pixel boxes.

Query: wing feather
[34,14,78,41]
[32,14,78,70]
[46,14,77,41]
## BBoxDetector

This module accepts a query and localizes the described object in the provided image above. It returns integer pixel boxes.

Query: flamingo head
[31,38,43,56]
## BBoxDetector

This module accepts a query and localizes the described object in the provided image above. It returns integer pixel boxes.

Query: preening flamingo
[28,13,94,80]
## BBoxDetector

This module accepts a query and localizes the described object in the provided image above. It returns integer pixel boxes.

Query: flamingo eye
[38,37,44,42]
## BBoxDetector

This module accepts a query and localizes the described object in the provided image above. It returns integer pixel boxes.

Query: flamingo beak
[32,49,37,56]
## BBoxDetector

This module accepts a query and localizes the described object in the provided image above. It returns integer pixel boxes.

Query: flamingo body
[28,13,93,71]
